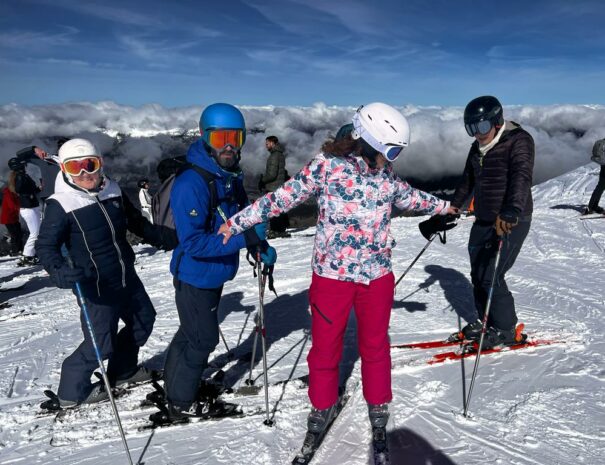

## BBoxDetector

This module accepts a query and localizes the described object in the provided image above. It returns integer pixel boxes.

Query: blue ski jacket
[169,139,247,288]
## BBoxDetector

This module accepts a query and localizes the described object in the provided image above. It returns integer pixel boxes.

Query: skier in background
[138,178,153,221]
[219,103,455,436]
[36,138,162,409]
[448,95,534,348]
[1,170,23,256]
[7,157,41,266]
[584,138,605,215]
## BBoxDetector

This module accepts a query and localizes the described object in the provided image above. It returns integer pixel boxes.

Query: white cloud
[1,101,603,186]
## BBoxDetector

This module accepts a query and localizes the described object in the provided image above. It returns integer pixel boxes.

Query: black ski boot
[448,319,483,342]
[149,398,242,426]
[477,325,527,350]
[40,390,77,411]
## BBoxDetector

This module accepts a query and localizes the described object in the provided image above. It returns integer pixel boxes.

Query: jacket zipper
[71,211,101,296]
[95,198,127,288]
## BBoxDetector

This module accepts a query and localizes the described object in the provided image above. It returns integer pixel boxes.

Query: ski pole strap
[438,230,447,244]
[262,263,277,296]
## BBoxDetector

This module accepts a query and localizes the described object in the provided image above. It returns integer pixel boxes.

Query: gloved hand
[257,176,265,192]
[51,264,88,289]
[418,214,459,240]
[495,214,518,236]
[243,222,268,249]
[260,246,277,266]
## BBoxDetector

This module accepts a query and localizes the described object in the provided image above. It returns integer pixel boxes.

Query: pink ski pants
[307,272,394,409]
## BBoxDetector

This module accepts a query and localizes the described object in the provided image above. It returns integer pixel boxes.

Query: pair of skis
[391,335,559,365]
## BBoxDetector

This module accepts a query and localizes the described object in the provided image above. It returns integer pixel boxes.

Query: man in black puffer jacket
[449,96,534,349]
[36,138,162,409]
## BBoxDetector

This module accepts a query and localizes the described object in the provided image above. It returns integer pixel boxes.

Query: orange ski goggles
[62,157,103,176]
[204,129,245,150]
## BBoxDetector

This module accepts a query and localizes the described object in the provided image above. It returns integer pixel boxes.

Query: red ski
[391,339,467,350]
[427,339,560,365]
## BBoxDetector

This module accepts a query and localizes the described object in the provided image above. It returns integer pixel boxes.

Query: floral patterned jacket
[227,153,449,283]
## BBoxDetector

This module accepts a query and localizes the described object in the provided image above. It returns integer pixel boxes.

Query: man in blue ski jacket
[151,103,276,424]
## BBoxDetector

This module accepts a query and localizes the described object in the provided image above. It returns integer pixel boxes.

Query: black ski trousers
[58,275,156,402]
[163,279,222,409]
[468,219,531,331]
[588,165,605,211]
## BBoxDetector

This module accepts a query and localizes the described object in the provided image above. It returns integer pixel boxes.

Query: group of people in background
[1,96,601,436]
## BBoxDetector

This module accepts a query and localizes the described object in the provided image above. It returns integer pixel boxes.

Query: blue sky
[1,0,603,107]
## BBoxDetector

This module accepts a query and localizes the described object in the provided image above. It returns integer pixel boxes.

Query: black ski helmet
[463,96,504,137]
[137,178,149,189]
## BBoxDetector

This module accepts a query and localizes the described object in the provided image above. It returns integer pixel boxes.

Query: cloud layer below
[1,102,603,185]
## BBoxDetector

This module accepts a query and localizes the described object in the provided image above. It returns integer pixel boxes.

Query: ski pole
[464,236,504,417]
[245,273,266,386]
[256,249,273,426]
[218,325,231,355]
[74,281,133,465]
[395,234,436,289]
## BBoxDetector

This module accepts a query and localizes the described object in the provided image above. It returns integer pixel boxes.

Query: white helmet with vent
[351,102,410,161]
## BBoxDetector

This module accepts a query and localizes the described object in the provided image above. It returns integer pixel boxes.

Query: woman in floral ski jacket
[219,103,455,434]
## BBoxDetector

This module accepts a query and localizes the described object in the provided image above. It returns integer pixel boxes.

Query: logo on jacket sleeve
[189,209,198,217]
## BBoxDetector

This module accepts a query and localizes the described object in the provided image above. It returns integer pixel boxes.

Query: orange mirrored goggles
[205,129,244,150]
[62,157,102,176]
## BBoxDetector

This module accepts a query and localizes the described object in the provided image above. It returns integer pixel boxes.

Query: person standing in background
[16,145,60,211]
[585,138,605,215]
[138,179,153,221]
[8,157,41,266]
[1,170,23,256]
[259,135,290,238]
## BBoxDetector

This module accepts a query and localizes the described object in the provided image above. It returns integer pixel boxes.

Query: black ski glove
[51,264,88,289]
[418,214,459,241]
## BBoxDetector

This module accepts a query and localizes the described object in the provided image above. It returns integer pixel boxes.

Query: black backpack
[151,160,247,251]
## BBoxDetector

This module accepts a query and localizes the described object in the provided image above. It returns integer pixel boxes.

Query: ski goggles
[464,119,493,137]
[204,129,244,151]
[62,156,102,176]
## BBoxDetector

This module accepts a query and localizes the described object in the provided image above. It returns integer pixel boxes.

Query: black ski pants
[588,165,605,211]
[57,275,156,402]
[163,279,222,409]
[468,219,531,331]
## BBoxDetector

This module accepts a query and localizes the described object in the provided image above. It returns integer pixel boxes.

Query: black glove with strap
[418,214,459,241]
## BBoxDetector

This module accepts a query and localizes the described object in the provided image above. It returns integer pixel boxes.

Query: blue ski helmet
[199,103,246,146]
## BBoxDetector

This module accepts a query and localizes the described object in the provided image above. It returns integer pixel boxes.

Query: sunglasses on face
[465,120,493,137]
[205,129,244,151]
[62,157,102,176]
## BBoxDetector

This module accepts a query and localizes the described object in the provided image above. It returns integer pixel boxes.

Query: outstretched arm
[219,154,327,242]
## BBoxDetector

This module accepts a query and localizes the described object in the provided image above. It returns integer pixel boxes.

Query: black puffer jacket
[451,122,534,223]
[14,171,40,208]
[36,174,162,295]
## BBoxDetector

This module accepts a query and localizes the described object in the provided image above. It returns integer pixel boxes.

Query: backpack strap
[184,164,219,232]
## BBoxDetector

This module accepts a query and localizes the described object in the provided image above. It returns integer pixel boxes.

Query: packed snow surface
[0,164,604,464]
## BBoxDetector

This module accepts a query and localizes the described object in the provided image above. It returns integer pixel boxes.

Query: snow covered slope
[0,164,603,465]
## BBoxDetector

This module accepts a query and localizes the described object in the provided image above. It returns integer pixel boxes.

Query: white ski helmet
[351,102,410,162]
[58,138,100,163]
